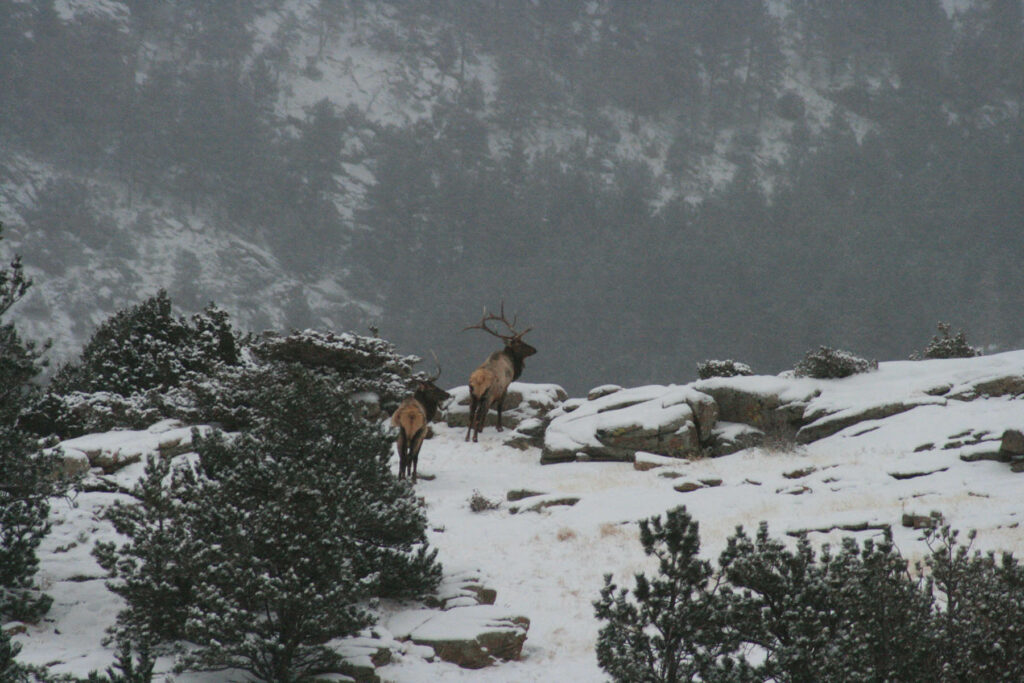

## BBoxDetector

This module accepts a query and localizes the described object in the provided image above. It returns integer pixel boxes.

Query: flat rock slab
[388,606,529,669]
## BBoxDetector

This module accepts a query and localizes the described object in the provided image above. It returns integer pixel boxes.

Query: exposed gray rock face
[708,422,765,457]
[1001,429,1024,456]
[694,379,811,434]
[542,385,717,464]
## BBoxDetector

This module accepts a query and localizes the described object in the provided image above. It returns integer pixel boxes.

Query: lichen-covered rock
[332,631,397,682]
[797,400,936,444]
[587,384,622,400]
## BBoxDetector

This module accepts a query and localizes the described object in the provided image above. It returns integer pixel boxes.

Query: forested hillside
[1,0,1021,392]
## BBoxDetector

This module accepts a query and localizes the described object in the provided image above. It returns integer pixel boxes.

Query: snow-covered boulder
[51,419,204,474]
[541,385,717,464]
[693,375,815,434]
[425,569,497,610]
[445,382,567,431]
[387,605,529,669]
[331,630,399,682]
[708,421,766,457]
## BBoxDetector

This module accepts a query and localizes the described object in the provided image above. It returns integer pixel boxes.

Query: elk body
[391,364,451,481]
[464,305,537,443]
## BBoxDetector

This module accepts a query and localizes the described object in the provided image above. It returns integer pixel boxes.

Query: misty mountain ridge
[1,0,1021,393]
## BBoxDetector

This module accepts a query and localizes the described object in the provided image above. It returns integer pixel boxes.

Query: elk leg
[397,432,408,479]
[410,427,426,482]
[465,396,478,442]
[469,392,486,442]
[495,395,505,431]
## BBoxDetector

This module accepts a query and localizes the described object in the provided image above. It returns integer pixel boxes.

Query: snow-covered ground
[12,352,1024,680]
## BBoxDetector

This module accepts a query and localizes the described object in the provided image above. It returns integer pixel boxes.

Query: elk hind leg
[410,427,426,482]
[472,392,489,442]
[495,394,506,432]
[396,432,409,479]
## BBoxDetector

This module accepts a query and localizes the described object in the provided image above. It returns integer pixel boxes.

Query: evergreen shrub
[697,359,753,380]
[595,506,1024,682]
[793,346,876,379]
[912,322,981,360]
[95,365,441,681]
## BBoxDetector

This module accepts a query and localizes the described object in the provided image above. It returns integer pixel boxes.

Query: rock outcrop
[388,606,530,669]
[541,385,718,464]
[445,382,567,432]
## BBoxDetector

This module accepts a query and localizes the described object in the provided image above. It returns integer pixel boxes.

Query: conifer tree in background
[0,223,68,625]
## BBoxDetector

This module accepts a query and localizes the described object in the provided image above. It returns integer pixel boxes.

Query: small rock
[522,497,580,513]
[1001,429,1024,456]
[783,466,817,479]
[588,384,622,401]
[902,512,941,529]
[506,489,544,502]
[674,481,703,493]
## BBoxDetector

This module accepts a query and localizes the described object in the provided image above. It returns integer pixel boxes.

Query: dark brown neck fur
[414,389,442,422]
[502,348,526,380]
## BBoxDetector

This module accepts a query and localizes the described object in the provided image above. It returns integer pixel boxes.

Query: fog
[1,1,1022,394]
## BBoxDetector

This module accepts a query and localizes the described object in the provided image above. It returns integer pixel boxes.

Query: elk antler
[426,350,442,383]
[463,302,532,342]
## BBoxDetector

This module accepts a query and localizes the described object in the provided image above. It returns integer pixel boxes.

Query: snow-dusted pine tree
[594,506,738,682]
[93,454,199,646]
[101,364,440,680]
[0,225,68,624]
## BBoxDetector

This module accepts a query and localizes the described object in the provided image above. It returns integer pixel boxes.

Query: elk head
[413,354,452,412]
[463,302,536,372]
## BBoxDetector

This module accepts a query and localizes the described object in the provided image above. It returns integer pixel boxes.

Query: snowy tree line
[1,1,1021,392]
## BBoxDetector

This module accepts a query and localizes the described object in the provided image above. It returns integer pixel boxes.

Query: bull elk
[391,359,451,481]
[463,304,537,442]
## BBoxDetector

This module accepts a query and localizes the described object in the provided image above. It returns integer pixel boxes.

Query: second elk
[464,304,537,442]
[391,361,451,481]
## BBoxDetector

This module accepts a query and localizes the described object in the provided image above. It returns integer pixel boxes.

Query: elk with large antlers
[391,358,451,481]
[464,304,537,442]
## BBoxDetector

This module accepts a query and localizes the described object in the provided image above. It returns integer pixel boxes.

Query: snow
[11,351,1024,680]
